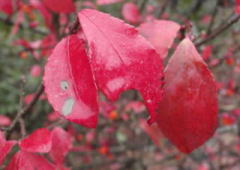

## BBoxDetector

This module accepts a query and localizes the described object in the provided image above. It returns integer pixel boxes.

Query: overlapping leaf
[78,9,163,122]
[44,35,99,128]
[156,38,218,153]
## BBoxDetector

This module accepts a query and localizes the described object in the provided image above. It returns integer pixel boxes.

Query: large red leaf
[50,127,72,164]
[44,35,99,128]
[78,9,163,122]
[0,0,13,15]
[19,128,52,153]
[156,38,218,153]
[6,151,55,170]
[0,131,16,165]
[138,19,180,58]
[42,0,75,13]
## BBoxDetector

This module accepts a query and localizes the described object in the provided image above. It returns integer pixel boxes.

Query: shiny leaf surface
[156,38,218,153]
[78,9,163,122]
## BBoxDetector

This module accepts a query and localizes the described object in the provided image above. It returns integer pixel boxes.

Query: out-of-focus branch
[206,0,220,35]
[195,14,240,47]
[5,84,44,138]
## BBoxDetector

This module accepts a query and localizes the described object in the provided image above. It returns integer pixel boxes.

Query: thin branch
[206,0,220,35]
[195,14,240,47]
[6,84,44,138]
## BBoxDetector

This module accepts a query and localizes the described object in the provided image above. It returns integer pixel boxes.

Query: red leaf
[50,127,72,164]
[156,38,218,153]
[0,0,13,15]
[138,19,180,58]
[19,128,52,153]
[121,2,141,24]
[42,0,75,13]
[44,35,99,128]
[78,9,163,123]
[6,151,55,170]
[0,131,16,165]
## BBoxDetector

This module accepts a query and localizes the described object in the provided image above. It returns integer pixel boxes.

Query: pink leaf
[0,115,11,126]
[0,0,13,15]
[30,64,42,77]
[78,9,163,123]
[6,151,55,170]
[19,128,52,153]
[138,19,180,58]
[42,0,75,13]
[50,127,72,164]
[44,35,99,128]
[121,2,141,24]
[97,0,123,5]
[156,38,218,153]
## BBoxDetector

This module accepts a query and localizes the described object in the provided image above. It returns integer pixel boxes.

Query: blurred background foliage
[0,0,240,169]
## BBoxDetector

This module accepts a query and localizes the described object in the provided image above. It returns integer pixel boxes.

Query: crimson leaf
[156,38,218,153]
[78,9,163,122]
[19,128,52,153]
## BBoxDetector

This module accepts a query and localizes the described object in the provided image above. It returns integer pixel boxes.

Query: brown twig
[195,14,240,47]
[6,84,44,138]
[206,0,220,35]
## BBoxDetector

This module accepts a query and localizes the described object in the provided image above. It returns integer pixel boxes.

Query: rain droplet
[62,98,75,116]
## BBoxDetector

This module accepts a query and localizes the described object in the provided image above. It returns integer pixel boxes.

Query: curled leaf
[78,9,163,122]
[44,35,98,128]
[156,38,218,153]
